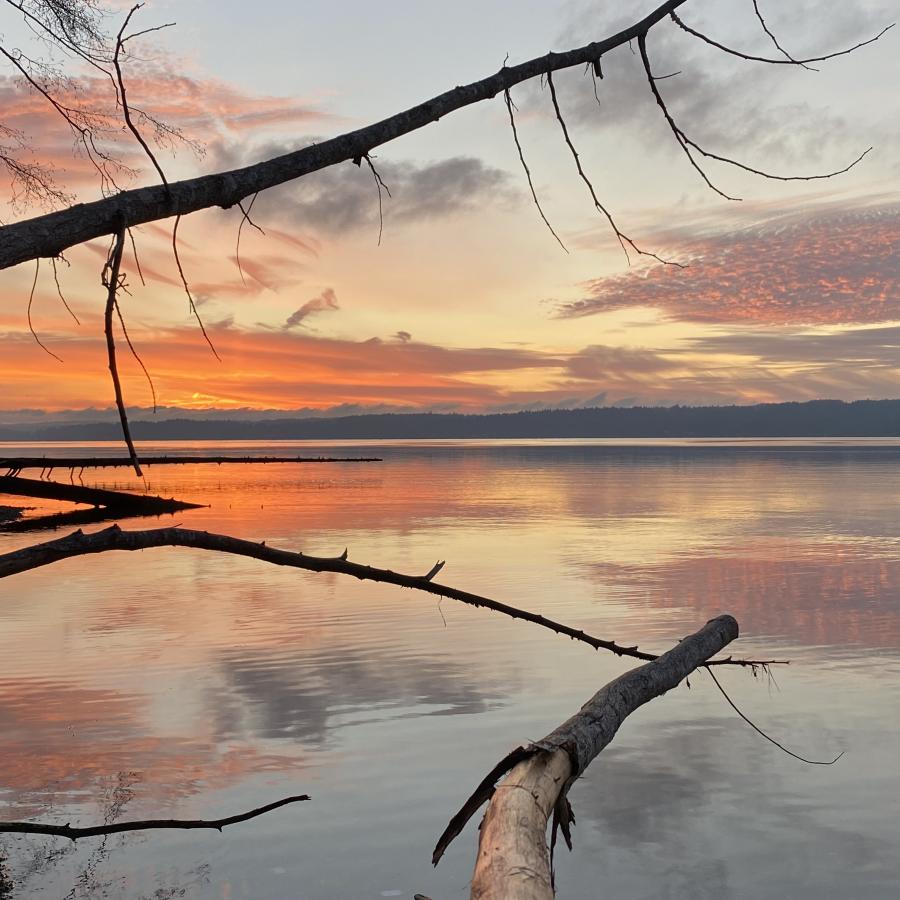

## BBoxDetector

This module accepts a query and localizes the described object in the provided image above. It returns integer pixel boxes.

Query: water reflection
[1,440,900,897]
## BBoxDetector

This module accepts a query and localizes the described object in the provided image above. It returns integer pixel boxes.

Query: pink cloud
[557,202,900,325]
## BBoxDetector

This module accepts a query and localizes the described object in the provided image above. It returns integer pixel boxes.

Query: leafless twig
[172,214,221,360]
[503,87,568,253]
[26,258,63,361]
[637,31,870,201]
[670,12,893,66]
[235,192,264,284]
[0,795,310,841]
[705,665,843,764]
[363,153,392,246]
[50,256,79,324]
[546,70,682,267]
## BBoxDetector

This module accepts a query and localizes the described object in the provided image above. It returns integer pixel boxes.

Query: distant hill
[4,399,900,441]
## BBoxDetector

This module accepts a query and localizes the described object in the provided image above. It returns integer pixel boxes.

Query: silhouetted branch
[503,87,568,252]
[26,258,63,362]
[171,214,220,360]
[112,4,169,186]
[637,32,871,201]
[102,225,141,476]
[113,296,157,412]
[0,795,310,841]
[0,524,786,671]
[50,256,80,324]
[545,70,682,267]
[670,12,893,66]
[362,153,391,246]
[704,666,843,765]
[750,0,812,69]
[235,192,263,284]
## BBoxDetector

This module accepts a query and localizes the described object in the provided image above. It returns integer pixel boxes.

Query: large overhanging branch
[0,523,783,669]
[0,0,699,270]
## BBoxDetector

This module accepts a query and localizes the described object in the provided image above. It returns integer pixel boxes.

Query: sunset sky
[1,0,898,414]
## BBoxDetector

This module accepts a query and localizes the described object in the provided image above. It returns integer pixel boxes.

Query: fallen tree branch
[0,794,309,841]
[0,524,785,670]
[434,615,738,897]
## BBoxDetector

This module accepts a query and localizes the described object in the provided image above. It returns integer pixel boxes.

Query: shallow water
[1,439,899,899]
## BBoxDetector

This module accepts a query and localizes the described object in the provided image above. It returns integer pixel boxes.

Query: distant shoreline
[4,399,900,441]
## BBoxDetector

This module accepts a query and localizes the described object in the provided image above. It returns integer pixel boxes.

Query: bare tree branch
[0,0,698,270]
[0,795,310,841]
[26,257,63,361]
[171,214,220,360]
[545,70,682,267]
[751,0,813,69]
[670,13,893,66]
[503,86,568,252]
[637,32,871,201]
[0,523,787,671]
[102,225,141,476]
[50,255,79,324]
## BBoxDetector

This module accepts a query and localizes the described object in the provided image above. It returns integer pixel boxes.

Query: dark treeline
[4,399,900,441]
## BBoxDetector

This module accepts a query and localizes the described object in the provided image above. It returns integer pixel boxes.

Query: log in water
[1,455,382,473]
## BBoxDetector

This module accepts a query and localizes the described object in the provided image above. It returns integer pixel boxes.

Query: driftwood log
[434,615,738,899]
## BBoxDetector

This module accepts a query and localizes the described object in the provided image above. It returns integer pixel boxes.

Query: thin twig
[113,4,169,186]
[27,258,63,361]
[127,227,145,286]
[114,299,157,411]
[51,256,79,324]
[235,192,264,284]
[545,71,682,267]
[0,795,310,841]
[751,0,813,69]
[0,524,786,671]
[363,154,392,246]
[637,31,871,199]
[705,666,843,765]
[102,226,142,476]
[670,13,893,66]
[503,87,568,253]
[172,214,220,360]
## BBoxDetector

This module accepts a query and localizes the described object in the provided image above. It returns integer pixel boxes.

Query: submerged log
[0,476,201,512]
[433,615,738,899]
[1,455,382,473]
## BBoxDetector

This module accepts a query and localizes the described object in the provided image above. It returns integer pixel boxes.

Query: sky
[0,0,898,414]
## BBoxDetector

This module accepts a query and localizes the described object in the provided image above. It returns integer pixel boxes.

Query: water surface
[1,439,899,898]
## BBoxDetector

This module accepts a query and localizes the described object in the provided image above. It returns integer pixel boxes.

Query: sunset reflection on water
[1,440,899,899]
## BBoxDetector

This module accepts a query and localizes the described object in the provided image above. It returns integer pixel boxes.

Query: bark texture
[448,615,738,898]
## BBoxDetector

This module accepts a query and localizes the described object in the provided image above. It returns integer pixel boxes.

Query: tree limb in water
[0,524,785,670]
[434,617,738,895]
[0,795,310,841]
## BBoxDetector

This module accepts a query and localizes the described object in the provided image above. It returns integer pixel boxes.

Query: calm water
[1,439,899,899]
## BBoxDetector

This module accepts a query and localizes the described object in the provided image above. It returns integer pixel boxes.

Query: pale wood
[468,615,738,899]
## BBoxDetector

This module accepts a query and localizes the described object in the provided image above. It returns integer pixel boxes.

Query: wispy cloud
[284,288,339,329]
